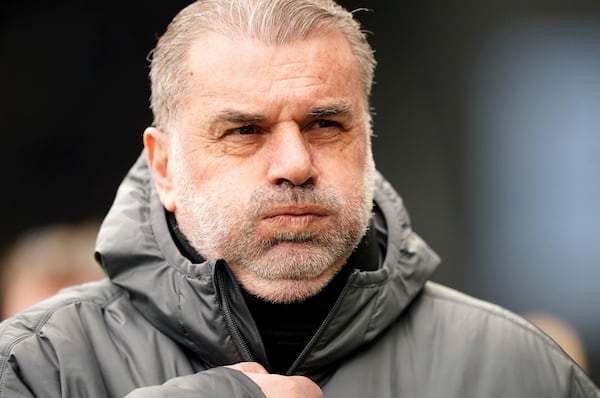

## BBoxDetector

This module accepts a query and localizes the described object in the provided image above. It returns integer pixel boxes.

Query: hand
[226,362,323,398]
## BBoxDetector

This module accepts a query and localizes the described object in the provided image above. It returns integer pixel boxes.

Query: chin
[239,272,338,304]
[230,247,352,303]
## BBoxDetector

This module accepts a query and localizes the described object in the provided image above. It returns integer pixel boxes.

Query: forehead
[181,30,363,114]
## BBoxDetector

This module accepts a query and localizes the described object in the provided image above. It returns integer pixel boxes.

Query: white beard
[171,139,375,302]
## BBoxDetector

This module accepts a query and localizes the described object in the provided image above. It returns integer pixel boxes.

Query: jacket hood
[95,151,440,380]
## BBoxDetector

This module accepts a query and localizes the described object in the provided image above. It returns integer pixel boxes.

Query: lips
[258,204,330,230]
[261,204,330,219]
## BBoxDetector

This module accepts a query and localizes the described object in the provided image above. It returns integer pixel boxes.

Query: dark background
[2,0,599,384]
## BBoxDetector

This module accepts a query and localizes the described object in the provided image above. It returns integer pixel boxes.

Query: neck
[166,208,383,374]
[239,221,381,373]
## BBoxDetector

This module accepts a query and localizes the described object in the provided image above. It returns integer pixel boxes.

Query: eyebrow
[307,101,353,118]
[214,110,266,124]
[212,101,354,124]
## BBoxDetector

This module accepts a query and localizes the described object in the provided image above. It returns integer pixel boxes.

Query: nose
[266,124,317,186]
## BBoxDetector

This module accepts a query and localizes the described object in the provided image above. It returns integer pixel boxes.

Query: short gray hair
[148,0,376,134]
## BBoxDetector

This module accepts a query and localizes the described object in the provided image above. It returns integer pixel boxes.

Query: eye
[314,119,342,129]
[230,125,259,135]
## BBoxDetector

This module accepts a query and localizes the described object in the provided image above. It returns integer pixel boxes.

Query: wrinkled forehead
[187,28,358,73]
[182,31,364,106]
[178,31,364,119]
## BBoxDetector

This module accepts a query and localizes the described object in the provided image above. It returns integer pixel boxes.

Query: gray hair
[148,0,376,134]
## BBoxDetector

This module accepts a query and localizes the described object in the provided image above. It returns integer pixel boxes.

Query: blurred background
[1,0,599,383]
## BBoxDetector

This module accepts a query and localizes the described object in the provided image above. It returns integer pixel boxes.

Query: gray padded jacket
[1,153,598,397]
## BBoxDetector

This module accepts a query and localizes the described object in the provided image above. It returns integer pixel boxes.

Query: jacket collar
[95,151,440,379]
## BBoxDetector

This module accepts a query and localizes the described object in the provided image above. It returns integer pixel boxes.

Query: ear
[144,127,177,211]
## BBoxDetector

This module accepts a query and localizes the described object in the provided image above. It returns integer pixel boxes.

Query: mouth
[261,205,329,228]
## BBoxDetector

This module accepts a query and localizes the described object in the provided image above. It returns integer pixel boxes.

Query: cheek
[205,169,261,208]
[316,138,371,192]
[177,148,252,189]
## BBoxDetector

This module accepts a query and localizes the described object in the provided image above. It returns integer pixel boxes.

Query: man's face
[152,30,375,303]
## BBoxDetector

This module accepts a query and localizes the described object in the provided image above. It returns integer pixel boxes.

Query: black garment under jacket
[0,153,598,397]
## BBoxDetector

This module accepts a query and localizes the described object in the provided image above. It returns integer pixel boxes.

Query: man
[0,0,598,397]
[0,222,103,319]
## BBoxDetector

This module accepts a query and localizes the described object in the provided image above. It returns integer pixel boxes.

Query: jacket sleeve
[124,367,267,398]
[570,366,600,398]
[0,364,36,398]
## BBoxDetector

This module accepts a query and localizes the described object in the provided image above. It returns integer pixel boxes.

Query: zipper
[286,270,359,375]
[215,263,254,362]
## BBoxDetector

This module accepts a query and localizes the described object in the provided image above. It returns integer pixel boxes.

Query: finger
[244,373,323,398]
[225,361,269,374]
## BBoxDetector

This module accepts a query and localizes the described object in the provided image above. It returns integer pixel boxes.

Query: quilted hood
[95,151,440,381]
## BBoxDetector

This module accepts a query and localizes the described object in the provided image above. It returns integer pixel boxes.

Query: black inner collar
[166,209,383,374]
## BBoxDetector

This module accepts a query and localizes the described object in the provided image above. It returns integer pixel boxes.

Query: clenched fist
[226,362,323,398]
